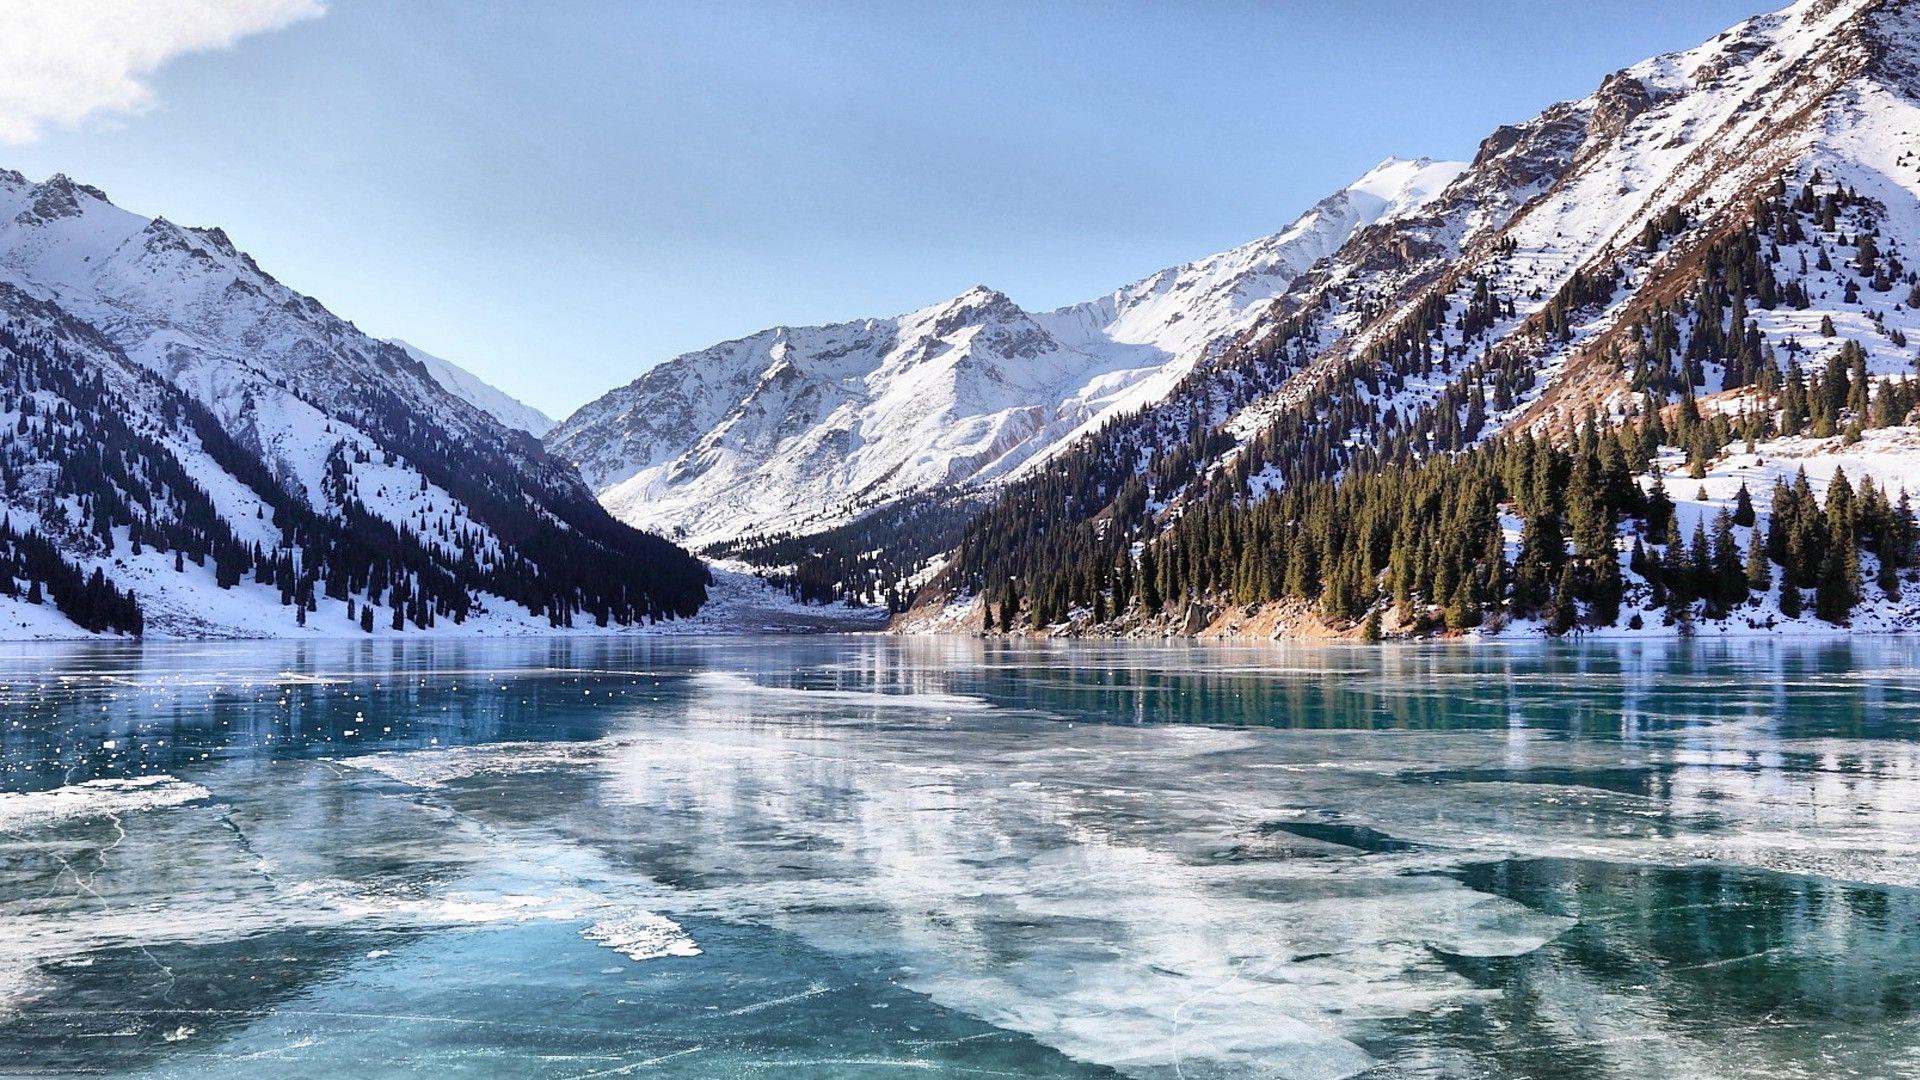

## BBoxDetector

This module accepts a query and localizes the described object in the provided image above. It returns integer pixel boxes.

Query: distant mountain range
[545,157,1464,547]
[388,339,555,437]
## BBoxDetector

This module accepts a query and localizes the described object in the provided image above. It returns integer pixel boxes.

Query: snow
[1179,0,1920,527]
[0,163,557,474]
[0,775,209,830]
[0,590,114,640]
[1490,423,1920,641]
[0,553,881,641]
[1206,0,1897,453]
[579,911,701,961]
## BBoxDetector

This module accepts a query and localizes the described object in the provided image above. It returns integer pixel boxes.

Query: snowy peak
[548,281,1124,544]
[1042,155,1465,365]
[12,174,95,225]
[1344,157,1467,219]
[1011,0,1920,524]
[0,168,577,455]
[1191,0,1918,452]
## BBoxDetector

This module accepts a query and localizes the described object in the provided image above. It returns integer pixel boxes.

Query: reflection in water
[1,637,1919,1077]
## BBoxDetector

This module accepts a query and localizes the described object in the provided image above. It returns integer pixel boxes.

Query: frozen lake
[3,637,1919,1077]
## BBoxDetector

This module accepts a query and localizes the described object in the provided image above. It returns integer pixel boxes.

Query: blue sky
[5,0,1766,417]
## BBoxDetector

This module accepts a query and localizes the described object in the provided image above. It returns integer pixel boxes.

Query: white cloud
[0,0,324,144]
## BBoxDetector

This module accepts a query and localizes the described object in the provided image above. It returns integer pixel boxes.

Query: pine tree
[1588,556,1624,628]
[1780,581,1803,618]
[1546,565,1578,636]
[1445,577,1481,631]
[1138,549,1161,613]
[1732,482,1756,527]
[1815,534,1858,623]
[1745,531,1772,592]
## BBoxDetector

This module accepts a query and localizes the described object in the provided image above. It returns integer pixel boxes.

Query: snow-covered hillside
[0,169,707,639]
[546,157,1463,547]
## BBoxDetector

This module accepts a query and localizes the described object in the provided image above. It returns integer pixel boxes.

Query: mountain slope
[389,339,555,436]
[0,169,706,638]
[920,0,1920,640]
[545,157,1463,549]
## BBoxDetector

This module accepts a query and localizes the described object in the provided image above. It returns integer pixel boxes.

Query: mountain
[545,157,1464,549]
[389,339,555,436]
[0,169,707,638]
[918,0,1920,638]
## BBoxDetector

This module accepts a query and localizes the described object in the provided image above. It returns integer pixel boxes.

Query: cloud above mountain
[0,0,323,144]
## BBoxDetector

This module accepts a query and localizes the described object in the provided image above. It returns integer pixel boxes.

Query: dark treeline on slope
[0,515,141,634]
[1101,416,1912,636]
[0,302,709,634]
[307,335,709,626]
[937,228,1539,616]
[943,170,1920,634]
[711,488,987,610]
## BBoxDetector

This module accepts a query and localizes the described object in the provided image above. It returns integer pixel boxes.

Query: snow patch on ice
[580,910,700,962]
[0,775,208,828]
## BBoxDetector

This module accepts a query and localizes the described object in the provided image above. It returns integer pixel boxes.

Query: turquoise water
[2,637,1919,1077]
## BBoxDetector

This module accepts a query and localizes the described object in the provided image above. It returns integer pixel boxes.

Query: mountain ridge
[388,339,556,437]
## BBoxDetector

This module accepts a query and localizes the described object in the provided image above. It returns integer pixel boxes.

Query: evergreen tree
[1732,482,1756,527]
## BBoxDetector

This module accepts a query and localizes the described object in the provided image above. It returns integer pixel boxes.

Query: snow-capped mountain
[1134,0,1920,474]
[546,157,1464,547]
[0,169,706,638]
[389,339,555,436]
[916,0,1920,640]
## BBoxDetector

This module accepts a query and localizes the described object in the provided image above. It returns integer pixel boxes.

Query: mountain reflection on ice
[2,637,1919,1078]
